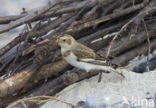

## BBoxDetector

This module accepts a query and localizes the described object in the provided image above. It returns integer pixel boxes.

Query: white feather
[80,58,106,63]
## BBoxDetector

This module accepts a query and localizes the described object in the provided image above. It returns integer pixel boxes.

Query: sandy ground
[41,70,156,108]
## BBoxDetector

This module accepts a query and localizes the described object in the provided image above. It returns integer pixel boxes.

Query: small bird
[56,34,124,77]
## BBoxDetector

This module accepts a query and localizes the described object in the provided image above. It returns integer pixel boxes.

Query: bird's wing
[72,43,118,68]
[72,44,96,59]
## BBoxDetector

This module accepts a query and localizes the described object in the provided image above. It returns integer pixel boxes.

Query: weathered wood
[112,38,156,66]
[0,64,38,97]
[0,0,77,33]
[24,69,99,108]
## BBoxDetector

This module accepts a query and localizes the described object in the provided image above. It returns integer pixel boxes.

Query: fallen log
[112,38,156,66]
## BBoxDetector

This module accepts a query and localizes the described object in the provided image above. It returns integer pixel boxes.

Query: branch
[6,96,75,108]
[112,38,156,66]
[0,13,75,57]
[67,2,145,33]
[106,6,156,58]
[142,19,151,72]
[0,0,71,34]
[0,0,92,24]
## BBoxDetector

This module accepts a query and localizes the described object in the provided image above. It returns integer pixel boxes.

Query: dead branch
[0,0,94,24]
[106,6,156,57]
[0,64,39,97]
[103,30,156,58]
[0,13,75,57]
[67,2,145,33]
[6,96,75,108]
[112,38,156,66]
[24,69,99,108]
[0,0,71,34]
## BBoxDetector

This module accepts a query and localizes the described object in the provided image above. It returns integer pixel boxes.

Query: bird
[56,34,124,77]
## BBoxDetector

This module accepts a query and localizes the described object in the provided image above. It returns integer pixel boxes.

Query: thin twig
[105,6,153,58]
[67,2,145,33]
[6,96,75,108]
[47,0,91,38]
[0,0,69,34]
[142,19,151,72]
[21,101,28,108]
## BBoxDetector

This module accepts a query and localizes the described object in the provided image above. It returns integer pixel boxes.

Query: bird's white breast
[64,53,93,72]
[61,48,93,72]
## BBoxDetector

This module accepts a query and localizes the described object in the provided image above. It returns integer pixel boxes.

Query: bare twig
[6,96,75,108]
[0,0,94,24]
[0,0,71,34]
[106,6,156,58]
[0,13,75,57]
[67,2,145,33]
[142,19,151,72]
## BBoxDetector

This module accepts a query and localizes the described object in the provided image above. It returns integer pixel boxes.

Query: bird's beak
[56,37,60,46]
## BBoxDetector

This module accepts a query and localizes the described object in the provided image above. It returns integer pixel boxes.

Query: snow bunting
[56,34,124,77]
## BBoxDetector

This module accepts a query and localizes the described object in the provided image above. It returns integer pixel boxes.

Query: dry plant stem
[22,39,50,56]
[0,42,31,74]
[79,19,128,45]
[0,0,71,34]
[0,59,69,98]
[21,101,28,108]
[46,0,92,38]
[143,19,150,72]
[112,38,156,66]
[102,0,121,15]
[6,96,75,108]
[0,48,16,73]
[67,2,145,33]
[106,6,156,58]
[0,15,25,24]
[24,0,91,55]
[104,30,156,57]
[26,13,75,39]
[25,69,99,108]
[0,60,69,106]
[0,33,27,57]
[0,0,94,24]
[0,13,75,57]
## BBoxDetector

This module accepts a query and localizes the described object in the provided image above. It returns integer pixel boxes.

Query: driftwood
[22,69,99,108]
[0,0,156,107]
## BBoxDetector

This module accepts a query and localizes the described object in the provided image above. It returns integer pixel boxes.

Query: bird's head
[56,34,76,49]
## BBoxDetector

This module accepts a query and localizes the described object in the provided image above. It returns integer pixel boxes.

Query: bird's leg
[98,70,110,82]
[98,72,102,83]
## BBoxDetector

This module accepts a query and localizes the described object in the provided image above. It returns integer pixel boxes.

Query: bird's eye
[63,39,66,42]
